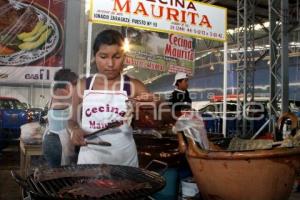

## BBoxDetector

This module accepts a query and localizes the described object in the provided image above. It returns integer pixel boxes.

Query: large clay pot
[178,133,300,200]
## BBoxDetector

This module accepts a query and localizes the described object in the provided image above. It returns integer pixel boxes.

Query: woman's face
[95,44,125,80]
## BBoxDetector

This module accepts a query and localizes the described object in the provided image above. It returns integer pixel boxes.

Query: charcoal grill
[12,164,166,200]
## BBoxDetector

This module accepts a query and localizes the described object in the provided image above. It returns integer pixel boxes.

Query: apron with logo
[77,74,138,167]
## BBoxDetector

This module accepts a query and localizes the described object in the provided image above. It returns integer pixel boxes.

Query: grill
[12,164,166,200]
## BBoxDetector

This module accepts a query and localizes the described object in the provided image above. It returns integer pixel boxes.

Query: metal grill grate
[15,164,165,200]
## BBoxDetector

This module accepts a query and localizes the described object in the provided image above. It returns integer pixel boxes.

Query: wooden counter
[19,140,42,178]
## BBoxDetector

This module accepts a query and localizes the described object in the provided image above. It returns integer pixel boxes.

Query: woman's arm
[68,78,87,146]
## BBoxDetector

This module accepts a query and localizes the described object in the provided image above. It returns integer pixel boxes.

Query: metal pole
[268,0,279,133]
[236,0,256,137]
[64,0,82,74]
[281,0,289,113]
[223,41,228,138]
[242,0,248,135]
[86,21,93,78]
[29,84,33,106]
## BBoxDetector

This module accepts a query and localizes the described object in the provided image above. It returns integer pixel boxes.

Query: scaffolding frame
[269,0,289,136]
[236,0,256,136]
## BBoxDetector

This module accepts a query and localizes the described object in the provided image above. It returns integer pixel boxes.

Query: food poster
[0,0,64,84]
[123,28,195,75]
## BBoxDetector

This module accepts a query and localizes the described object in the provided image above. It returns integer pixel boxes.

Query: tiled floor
[0,143,300,200]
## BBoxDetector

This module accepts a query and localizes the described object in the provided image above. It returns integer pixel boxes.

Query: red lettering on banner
[124,57,165,72]
[165,44,194,61]
[181,10,186,23]
[113,0,212,28]
[113,0,130,13]
[169,34,192,49]
[134,2,149,16]
[187,12,198,25]
[166,8,179,21]
[151,5,163,18]
[145,0,196,11]
[168,64,192,75]
[199,15,212,28]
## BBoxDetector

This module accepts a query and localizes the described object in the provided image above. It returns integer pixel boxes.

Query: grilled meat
[58,179,147,198]
[12,165,165,200]
[0,0,19,31]
[34,165,112,181]
[0,0,38,41]
[20,8,39,33]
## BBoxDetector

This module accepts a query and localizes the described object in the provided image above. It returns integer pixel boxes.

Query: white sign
[123,28,194,75]
[90,0,227,41]
[0,67,60,84]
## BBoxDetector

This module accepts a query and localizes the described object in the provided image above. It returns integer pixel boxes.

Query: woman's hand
[68,126,87,146]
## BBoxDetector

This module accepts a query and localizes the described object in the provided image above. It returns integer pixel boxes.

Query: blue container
[152,168,178,200]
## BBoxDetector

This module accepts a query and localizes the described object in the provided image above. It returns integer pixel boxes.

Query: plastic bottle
[283,119,292,139]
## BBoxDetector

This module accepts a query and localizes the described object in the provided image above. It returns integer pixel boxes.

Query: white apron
[77,74,138,167]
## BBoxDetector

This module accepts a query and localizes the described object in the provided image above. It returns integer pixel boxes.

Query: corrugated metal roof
[197,0,299,28]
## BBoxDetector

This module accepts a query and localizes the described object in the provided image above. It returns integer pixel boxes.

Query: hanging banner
[0,67,60,84]
[0,0,65,84]
[90,0,227,41]
[124,28,194,75]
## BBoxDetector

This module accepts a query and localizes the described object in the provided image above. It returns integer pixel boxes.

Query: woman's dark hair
[93,29,124,56]
[53,68,78,90]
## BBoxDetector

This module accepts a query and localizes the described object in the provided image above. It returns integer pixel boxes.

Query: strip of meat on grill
[33,165,112,182]
[58,179,149,198]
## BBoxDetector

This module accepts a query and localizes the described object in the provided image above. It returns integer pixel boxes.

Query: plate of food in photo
[0,0,62,66]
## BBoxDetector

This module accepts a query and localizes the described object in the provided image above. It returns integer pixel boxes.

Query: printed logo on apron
[81,75,128,132]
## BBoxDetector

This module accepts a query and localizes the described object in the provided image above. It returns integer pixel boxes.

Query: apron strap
[48,98,53,109]
[88,74,97,91]
[120,74,124,91]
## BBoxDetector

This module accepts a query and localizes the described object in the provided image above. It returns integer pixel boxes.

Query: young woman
[68,29,151,166]
[43,69,78,167]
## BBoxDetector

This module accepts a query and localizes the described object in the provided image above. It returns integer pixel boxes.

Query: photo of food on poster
[0,0,65,84]
[123,28,195,75]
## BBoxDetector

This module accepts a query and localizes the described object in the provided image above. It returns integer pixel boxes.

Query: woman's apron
[77,74,138,167]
